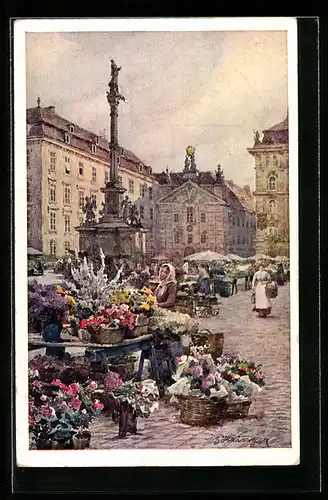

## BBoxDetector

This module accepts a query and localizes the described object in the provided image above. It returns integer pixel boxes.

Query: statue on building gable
[83,196,97,224]
[253,130,261,146]
[215,164,225,184]
[184,154,190,171]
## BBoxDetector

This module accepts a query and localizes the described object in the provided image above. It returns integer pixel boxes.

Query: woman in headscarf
[154,263,177,308]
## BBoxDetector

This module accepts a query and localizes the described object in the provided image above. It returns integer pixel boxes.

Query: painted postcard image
[15,18,299,467]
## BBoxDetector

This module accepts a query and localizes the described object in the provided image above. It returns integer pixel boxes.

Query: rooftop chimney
[45,106,56,117]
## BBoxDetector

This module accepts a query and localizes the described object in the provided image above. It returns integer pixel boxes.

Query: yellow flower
[56,285,65,295]
[141,287,152,295]
[141,303,150,311]
[62,323,70,328]
[147,295,156,303]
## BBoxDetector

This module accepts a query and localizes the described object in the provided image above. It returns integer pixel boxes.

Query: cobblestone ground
[89,283,291,449]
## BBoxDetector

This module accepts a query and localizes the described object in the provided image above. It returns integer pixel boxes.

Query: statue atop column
[106,59,125,107]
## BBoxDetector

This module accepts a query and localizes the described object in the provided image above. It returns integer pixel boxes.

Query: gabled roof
[225,180,256,213]
[263,116,288,132]
[157,179,227,205]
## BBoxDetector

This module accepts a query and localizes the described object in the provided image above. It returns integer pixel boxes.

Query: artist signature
[212,435,270,447]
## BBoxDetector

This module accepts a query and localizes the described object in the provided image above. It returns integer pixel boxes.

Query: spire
[37,95,41,108]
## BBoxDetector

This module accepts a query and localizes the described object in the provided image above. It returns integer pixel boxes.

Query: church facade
[153,148,256,260]
[247,115,289,254]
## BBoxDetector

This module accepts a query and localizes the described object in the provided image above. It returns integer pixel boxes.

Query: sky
[25,30,288,188]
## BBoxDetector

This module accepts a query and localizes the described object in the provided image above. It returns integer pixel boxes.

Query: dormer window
[95,136,100,146]
[138,164,143,173]
[91,143,96,154]
[64,132,70,144]
[68,124,74,134]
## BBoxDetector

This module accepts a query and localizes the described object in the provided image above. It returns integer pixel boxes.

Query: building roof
[225,180,256,213]
[263,116,288,132]
[27,105,153,178]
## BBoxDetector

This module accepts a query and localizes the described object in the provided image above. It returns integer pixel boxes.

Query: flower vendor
[154,263,177,309]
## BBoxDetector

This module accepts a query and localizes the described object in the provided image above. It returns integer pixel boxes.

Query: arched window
[201,231,207,244]
[265,156,270,167]
[64,241,70,254]
[50,239,56,256]
[268,175,277,191]
[269,200,276,213]
[273,155,278,167]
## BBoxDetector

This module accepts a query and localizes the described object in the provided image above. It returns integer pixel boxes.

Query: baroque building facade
[247,115,289,254]
[153,148,256,260]
[26,103,157,258]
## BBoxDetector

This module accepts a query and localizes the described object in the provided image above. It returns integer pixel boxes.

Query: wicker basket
[266,282,278,299]
[192,329,224,360]
[179,395,222,426]
[91,325,124,345]
[108,355,137,380]
[219,400,252,419]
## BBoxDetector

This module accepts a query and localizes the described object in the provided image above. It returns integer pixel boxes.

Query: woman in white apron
[251,265,272,317]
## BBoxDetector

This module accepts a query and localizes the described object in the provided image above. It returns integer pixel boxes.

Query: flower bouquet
[149,307,199,340]
[79,306,135,344]
[216,353,265,418]
[94,371,159,437]
[28,369,103,449]
[167,346,228,426]
[28,282,69,341]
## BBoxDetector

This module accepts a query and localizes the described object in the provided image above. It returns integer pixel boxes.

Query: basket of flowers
[167,346,228,426]
[265,281,278,299]
[216,353,265,419]
[79,308,128,345]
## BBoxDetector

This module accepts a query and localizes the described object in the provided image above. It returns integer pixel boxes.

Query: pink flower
[201,374,216,389]
[88,381,98,391]
[41,405,56,418]
[57,401,68,409]
[40,394,47,401]
[52,379,68,390]
[93,399,104,410]
[32,380,42,389]
[70,383,80,395]
[104,371,124,390]
[189,364,203,378]
[70,397,82,410]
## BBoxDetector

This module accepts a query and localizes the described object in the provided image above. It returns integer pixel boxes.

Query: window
[49,183,56,203]
[150,208,154,221]
[187,233,193,244]
[174,213,179,223]
[233,217,235,226]
[273,156,278,167]
[64,132,70,144]
[64,185,71,205]
[268,176,277,191]
[68,124,74,133]
[49,151,56,171]
[129,180,134,193]
[242,237,245,244]
[79,162,84,176]
[242,218,244,227]
[201,212,206,223]
[265,156,270,167]
[27,149,31,169]
[174,232,180,244]
[78,189,85,209]
[91,144,96,154]
[269,200,276,213]
[27,180,31,202]
[237,217,240,226]
[64,241,71,254]
[92,166,97,183]
[149,187,153,199]
[201,232,207,244]
[187,207,193,223]
[49,212,56,231]
[65,156,70,174]
[50,239,56,256]
[27,207,31,231]
[246,220,249,228]
[237,236,240,245]
[64,214,71,233]
[140,205,145,219]
[140,184,145,197]
[138,164,143,173]
[95,136,100,146]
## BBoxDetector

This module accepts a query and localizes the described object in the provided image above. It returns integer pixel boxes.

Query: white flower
[82,409,87,415]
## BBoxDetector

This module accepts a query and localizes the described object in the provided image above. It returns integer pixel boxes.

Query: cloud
[25,30,288,188]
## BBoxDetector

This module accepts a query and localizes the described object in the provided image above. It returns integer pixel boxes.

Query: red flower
[70,397,82,410]
[70,383,80,395]
[93,399,104,410]
[58,400,68,409]
[52,379,68,390]
[80,319,87,329]
[40,405,56,418]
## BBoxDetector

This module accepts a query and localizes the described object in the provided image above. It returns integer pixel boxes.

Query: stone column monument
[77,59,147,261]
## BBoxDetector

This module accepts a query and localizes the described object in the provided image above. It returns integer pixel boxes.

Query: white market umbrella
[226,253,244,261]
[274,255,289,262]
[27,247,43,256]
[185,250,228,263]
[248,253,274,262]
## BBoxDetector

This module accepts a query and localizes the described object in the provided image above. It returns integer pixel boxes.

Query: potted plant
[28,282,69,342]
